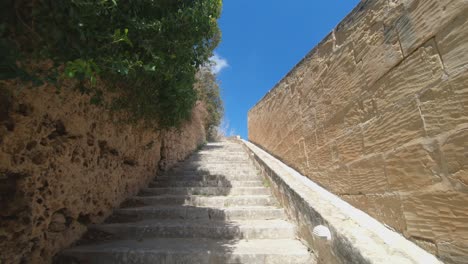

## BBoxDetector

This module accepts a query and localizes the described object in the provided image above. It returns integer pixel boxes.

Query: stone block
[335,0,404,86]
[419,72,468,137]
[341,193,406,233]
[402,192,468,243]
[436,9,468,77]
[438,240,468,264]
[395,0,468,56]
[440,127,468,187]
[298,87,320,133]
[315,123,327,148]
[319,44,367,123]
[371,39,444,112]
[340,154,388,194]
[296,139,311,175]
[326,164,350,194]
[309,144,333,170]
[302,129,318,155]
[360,24,403,86]
[335,0,401,46]
[363,100,425,154]
[385,141,443,191]
[315,32,335,61]
[319,104,358,144]
[296,64,325,108]
[335,128,364,164]
[282,141,308,175]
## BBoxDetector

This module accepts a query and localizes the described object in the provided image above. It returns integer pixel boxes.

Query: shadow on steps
[52,142,312,264]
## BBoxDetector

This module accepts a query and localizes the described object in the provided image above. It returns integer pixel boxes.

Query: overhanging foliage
[1,0,222,127]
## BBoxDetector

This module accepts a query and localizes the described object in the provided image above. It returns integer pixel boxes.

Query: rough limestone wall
[0,74,207,263]
[248,0,468,263]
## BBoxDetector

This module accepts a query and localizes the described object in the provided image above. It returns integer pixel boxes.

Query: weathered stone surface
[438,241,468,264]
[363,100,424,154]
[341,193,406,233]
[248,0,468,262]
[371,39,444,112]
[0,73,208,263]
[335,127,364,164]
[48,212,67,233]
[385,142,443,191]
[338,154,388,194]
[317,43,367,140]
[439,127,468,187]
[402,192,468,245]
[395,0,468,56]
[436,8,468,76]
[309,144,333,171]
[419,72,468,137]
[335,0,405,86]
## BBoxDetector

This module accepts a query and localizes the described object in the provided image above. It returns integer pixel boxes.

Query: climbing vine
[0,0,222,127]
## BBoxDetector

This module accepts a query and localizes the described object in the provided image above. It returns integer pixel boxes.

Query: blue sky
[211,0,360,139]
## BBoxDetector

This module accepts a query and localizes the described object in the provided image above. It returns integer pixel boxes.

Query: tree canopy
[1,0,223,128]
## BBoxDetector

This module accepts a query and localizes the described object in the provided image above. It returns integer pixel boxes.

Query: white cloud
[209,53,229,74]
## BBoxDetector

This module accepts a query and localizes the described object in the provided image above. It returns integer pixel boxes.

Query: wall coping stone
[241,139,442,264]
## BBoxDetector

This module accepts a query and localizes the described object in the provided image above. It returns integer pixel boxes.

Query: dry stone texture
[0,66,208,264]
[249,1,468,262]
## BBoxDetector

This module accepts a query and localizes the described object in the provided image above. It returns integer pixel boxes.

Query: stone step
[169,167,258,175]
[57,238,314,264]
[196,150,247,155]
[126,195,277,207]
[150,180,263,188]
[140,187,269,196]
[159,173,260,181]
[56,141,314,264]
[110,206,286,221]
[186,158,250,163]
[89,219,295,240]
[194,152,248,158]
[174,164,254,170]
[194,156,247,160]
[184,155,250,159]
[192,155,248,159]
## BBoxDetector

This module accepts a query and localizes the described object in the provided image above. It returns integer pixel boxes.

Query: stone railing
[242,139,442,264]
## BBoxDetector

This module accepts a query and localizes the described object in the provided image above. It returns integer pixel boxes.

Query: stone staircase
[56,141,314,263]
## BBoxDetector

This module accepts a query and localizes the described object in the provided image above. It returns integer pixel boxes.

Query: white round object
[313,225,331,241]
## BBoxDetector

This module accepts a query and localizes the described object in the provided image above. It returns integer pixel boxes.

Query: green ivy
[1,0,222,128]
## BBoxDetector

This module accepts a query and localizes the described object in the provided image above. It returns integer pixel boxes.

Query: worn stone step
[194,154,245,158]
[55,141,315,264]
[168,164,257,174]
[183,156,250,160]
[158,173,260,181]
[126,195,277,207]
[89,219,295,240]
[182,164,252,169]
[150,180,263,188]
[111,206,286,221]
[164,170,259,176]
[186,159,251,163]
[189,156,248,160]
[196,150,247,155]
[163,171,261,181]
[57,238,314,264]
[140,187,269,196]
[181,157,251,162]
